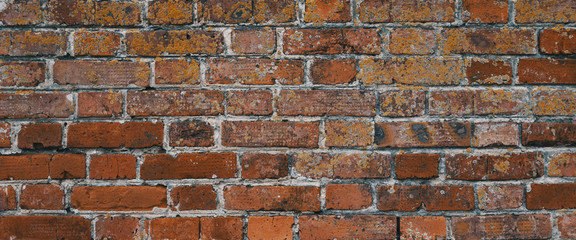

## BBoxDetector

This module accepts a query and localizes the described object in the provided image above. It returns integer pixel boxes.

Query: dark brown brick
[169,120,214,147]
[518,59,576,84]
[96,217,141,240]
[0,186,16,211]
[241,153,289,179]
[527,183,576,209]
[465,58,512,85]
[395,153,440,179]
[522,122,576,146]
[0,216,91,240]
[441,29,537,54]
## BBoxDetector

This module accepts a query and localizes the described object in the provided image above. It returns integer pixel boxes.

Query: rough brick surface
[18,123,62,149]
[95,217,141,240]
[224,185,320,211]
[293,152,391,178]
[446,153,544,180]
[452,214,552,239]
[71,186,167,211]
[141,153,236,179]
[377,185,475,211]
[299,215,396,240]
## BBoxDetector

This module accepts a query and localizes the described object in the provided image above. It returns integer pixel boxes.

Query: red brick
[527,183,576,209]
[248,216,294,240]
[231,29,276,55]
[0,186,16,211]
[532,88,576,115]
[549,152,576,177]
[141,153,236,179]
[516,0,576,23]
[222,121,319,148]
[0,123,9,148]
[400,216,447,240]
[78,91,123,118]
[522,122,576,146]
[440,29,537,54]
[224,185,320,211]
[278,90,376,116]
[518,59,576,84]
[446,153,544,180]
[395,153,440,179]
[311,59,357,84]
[0,61,45,87]
[53,60,150,87]
[358,0,455,23]
[0,30,67,56]
[49,154,87,179]
[200,217,243,240]
[242,153,289,179]
[452,215,552,239]
[430,89,530,116]
[155,58,201,85]
[169,120,214,147]
[465,58,512,85]
[67,122,163,148]
[171,185,217,210]
[199,0,296,24]
[326,184,371,210]
[148,0,194,25]
[477,184,524,210]
[209,58,303,85]
[375,121,471,147]
[227,90,273,115]
[0,92,73,119]
[378,185,474,211]
[473,122,519,147]
[45,0,92,25]
[304,0,351,23]
[74,30,121,56]
[380,90,426,117]
[71,186,167,211]
[358,58,463,85]
[0,154,85,180]
[127,90,224,116]
[463,0,508,23]
[18,123,61,149]
[540,28,576,54]
[389,28,436,54]
[325,121,373,147]
[283,28,381,55]
[126,30,223,56]
[0,216,91,239]
[90,154,137,180]
[20,184,64,210]
[147,218,199,240]
[293,152,391,178]
[0,0,43,25]
[299,215,396,240]
[558,215,576,239]
[96,216,141,240]
[46,0,141,26]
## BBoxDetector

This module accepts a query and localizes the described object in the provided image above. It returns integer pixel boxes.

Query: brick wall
[0,0,575,239]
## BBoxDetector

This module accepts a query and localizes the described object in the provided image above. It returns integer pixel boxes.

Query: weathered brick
[90,154,137,180]
[53,60,150,87]
[446,153,544,180]
[0,61,45,87]
[463,0,508,23]
[125,30,223,56]
[248,216,294,240]
[71,186,167,211]
[283,28,381,55]
[231,29,276,55]
[155,58,201,85]
[293,152,391,178]
[78,91,123,118]
[141,153,236,179]
[224,185,320,211]
[0,154,85,180]
[326,184,371,210]
[148,0,194,25]
[452,215,552,239]
[532,88,576,116]
[465,58,512,85]
[518,59,576,84]
[540,28,576,54]
[227,90,273,115]
[380,90,426,117]
[20,184,64,210]
[277,90,376,116]
[375,122,471,147]
[522,122,576,146]
[516,0,576,23]
[0,0,43,25]
[325,121,373,147]
[147,218,199,239]
[389,28,436,54]
[0,216,91,240]
[430,89,530,116]
[171,185,217,210]
[209,58,303,85]
[527,183,576,209]
[377,185,475,211]
[0,186,16,211]
[311,59,357,85]
[48,154,87,179]
[548,152,576,177]
[18,123,62,149]
[358,58,463,85]
[74,30,121,56]
[299,215,396,240]
[242,153,289,179]
[47,0,142,26]
[67,122,163,148]
[304,0,351,23]
[127,90,224,116]
[0,123,9,148]
[429,90,473,116]
[199,0,296,24]
[472,122,519,147]
[200,217,243,240]
[477,184,523,210]
[558,215,576,239]
[358,0,455,23]
[0,30,67,56]
[400,216,447,240]
[169,120,214,147]
[222,121,319,148]
[441,29,537,54]
[395,153,440,179]
[96,217,141,240]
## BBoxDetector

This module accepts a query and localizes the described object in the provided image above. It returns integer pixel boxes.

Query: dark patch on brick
[449,122,468,139]
[411,123,430,143]
[374,124,386,144]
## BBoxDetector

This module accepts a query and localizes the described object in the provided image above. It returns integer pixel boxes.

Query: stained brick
[463,0,508,23]
[0,61,45,87]
[20,184,64,210]
[389,28,436,54]
[522,122,576,146]
[358,58,463,85]
[395,153,440,179]
[242,153,289,179]
[465,58,512,85]
[452,215,552,239]
[127,91,224,116]
[283,28,381,55]
[0,30,67,56]
[227,90,273,115]
[374,122,471,147]
[222,121,319,148]
[380,90,426,117]
[208,58,303,85]
[224,185,320,211]
[67,122,163,148]
[231,29,276,55]
[540,28,576,54]
[440,29,537,54]
[0,0,43,25]
[148,0,194,25]
[90,154,137,180]
[53,60,150,87]
[304,0,351,23]
[472,122,519,147]
[171,185,217,210]
[0,123,9,148]
[325,121,373,147]
[277,90,376,116]
[518,59,576,84]
[46,0,142,26]
[477,184,523,210]
[169,120,214,147]
[18,123,62,149]
[532,88,576,116]
[141,153,236,179]
[293,152,391,178]
[446,153,544,180]
[299,215,396,240]
[400,216,447,240]
[78,91,123,118]
[558,215,576,239]
[199,0,296,24]
[96,217,141,240]
[125,30,223,56]
[358,0,455,23]
[0,186,16,211]
[311,59,357,85]
[155,58,201,85]
[74,30,121,56]
[516,0,576,23]
[548,152,576,177]
[200,217,243,240]
[0,216,91,240]
[377,185,475,211]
